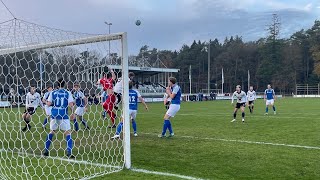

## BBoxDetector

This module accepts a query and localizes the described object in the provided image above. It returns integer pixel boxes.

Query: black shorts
[114,92,122,103]
[248,101,254,105]
[235,103,246,109]
[24,107,36,115]
[165,101,170,110]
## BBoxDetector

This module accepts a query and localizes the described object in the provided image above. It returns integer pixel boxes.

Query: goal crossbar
[0,32,124,55]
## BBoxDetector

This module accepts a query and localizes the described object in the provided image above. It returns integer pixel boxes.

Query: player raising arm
[97,66,117,128]
[22,85,43,132]
[159,77,181,138]
[113,72,135,110]
[43,78,75,158]
[231,85,247,123]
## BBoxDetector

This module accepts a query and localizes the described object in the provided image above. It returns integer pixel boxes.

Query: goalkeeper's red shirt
[99,77,114,91]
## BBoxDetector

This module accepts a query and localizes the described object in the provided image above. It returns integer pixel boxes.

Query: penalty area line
[141,133,320,150]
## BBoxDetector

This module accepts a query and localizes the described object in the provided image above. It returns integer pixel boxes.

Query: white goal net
[0,19,130,180]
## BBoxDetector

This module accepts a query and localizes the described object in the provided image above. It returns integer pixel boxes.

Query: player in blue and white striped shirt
[43,78,75,158]
[159,77,181,138]
[42,85,53,129]
[112,82,148,139]
[72,83,89,131]
[264,84,276,115]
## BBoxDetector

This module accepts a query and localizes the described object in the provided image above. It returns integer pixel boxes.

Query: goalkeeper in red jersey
[97,66,117,128]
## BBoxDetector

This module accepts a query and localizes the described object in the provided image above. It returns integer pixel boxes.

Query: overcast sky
[1,0,319,54]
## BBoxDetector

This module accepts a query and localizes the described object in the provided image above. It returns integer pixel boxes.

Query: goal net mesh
[0,19,127,180]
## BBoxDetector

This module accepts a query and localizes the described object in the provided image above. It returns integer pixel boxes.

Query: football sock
[273,106,276,112]
[73,119,79,131]
[116,122,123,135]
[66,134,73,155]
[167,120,173,134]
[45,133,54,152]
[132,120,137,133]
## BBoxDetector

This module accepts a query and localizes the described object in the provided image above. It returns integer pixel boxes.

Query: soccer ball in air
[135,20,141,26]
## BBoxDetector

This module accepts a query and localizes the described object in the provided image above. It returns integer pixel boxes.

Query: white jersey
[232,91,247,103]
[25,92,42,109]
[247,90,256,101]
[163,93,171,102]
[113,77,131,94]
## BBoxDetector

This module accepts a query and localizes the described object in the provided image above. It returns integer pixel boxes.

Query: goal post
[0,19,130,179]
[121,32,131,169]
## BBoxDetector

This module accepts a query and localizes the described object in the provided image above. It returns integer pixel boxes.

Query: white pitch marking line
[141,133,320,150]
[0,148,205,180]
[131,168,205,180]
[140,112,318,119]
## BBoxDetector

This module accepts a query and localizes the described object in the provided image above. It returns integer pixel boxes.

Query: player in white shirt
[231,85,247,123]
[113,72,135,110]
[42,85,53,129]
[247,86,256,114]
[22,85,43,132]
[163,93,171,110]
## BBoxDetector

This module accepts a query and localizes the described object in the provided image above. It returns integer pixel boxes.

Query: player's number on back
[55,97,64,107]
[129,96,136,103]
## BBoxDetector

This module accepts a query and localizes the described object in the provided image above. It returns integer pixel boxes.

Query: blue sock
[167,120,173,134]
[162,120,169,136]
[116,122,123,135]
[266,107,269,113]
[45,133,54,152]
[80,117,88,128]
[66,134,73,155]
[273,106,276,111]
[132,120,137,133]
[43,118,48,126]
[73,119,79,131]
[102,111,106,118]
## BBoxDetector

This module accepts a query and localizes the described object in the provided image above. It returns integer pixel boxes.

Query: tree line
[136,18,320,94]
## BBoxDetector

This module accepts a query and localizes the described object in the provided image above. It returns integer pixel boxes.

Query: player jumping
[113,72,135,110]
[112,82,148,139]
[159,77,181,138]
[43,78,75,158]
[97,67,117,128]
[231,85,247,123]
[264,84,276,115]
[73,82,89,131]
[247,86,256,114]
[22,85,43,132]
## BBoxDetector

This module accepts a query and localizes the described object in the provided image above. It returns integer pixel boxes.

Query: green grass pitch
[0,97,319,179]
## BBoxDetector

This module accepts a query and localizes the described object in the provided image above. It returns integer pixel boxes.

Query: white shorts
[75,107,86,116]
[45,106,52,116]
[50,119,71,131]
[166,104,180,117]
[129,110,137,120]
[266,99,275,106]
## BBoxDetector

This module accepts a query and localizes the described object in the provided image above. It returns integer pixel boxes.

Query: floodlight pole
[104,22,112,64]
[207,42,210,95]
